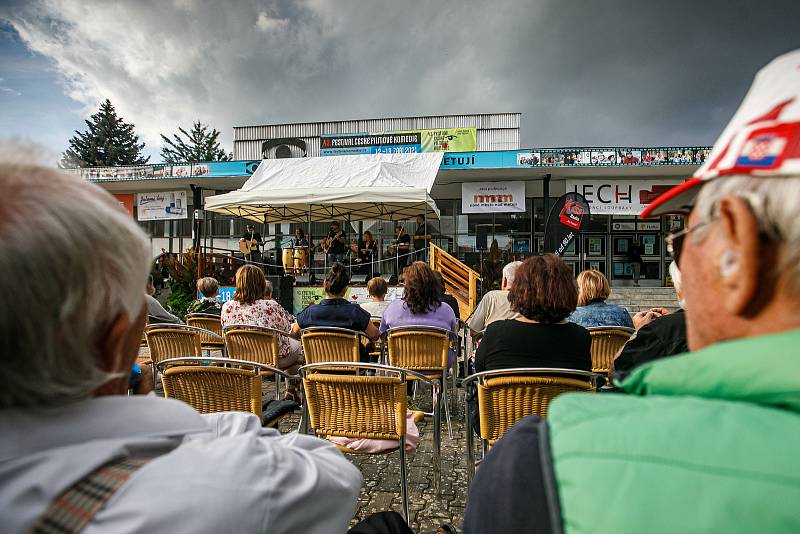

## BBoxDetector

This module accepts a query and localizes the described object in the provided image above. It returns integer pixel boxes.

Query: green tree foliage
[61,99,149,167]
[160,121,231,163]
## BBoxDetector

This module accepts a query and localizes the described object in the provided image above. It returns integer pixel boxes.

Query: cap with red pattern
[641,49,800,218]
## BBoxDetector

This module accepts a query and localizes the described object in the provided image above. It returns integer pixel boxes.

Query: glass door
[582,234,608,278]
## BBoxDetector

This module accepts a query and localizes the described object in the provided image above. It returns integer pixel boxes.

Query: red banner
[113,194,134,217]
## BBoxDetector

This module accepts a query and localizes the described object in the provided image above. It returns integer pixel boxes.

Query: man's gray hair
[692,175,800,293]
[502,261,523,286]
[0,164,151,408]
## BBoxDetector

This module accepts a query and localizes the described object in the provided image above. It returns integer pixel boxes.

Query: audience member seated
[186,276,223,316]
[464,52,800,533]
[467,261,521,335]
[569,269,633,328]
[0,163,361,533]
[145,274,182,323]
[433,270,461,320]
[360,276,390,318]
[291,263,379,361]
[380,261,457,368]
[613,261,688,376]
[221,265,303,398]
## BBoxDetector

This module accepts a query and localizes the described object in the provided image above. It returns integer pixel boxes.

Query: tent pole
[308,204,313,277]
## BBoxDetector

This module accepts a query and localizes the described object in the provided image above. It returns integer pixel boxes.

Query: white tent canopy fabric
[204,152,443,223]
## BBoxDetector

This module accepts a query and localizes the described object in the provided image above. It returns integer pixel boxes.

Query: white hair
[0,163,151,408]
[502,261,523,286]
[692,175,800,294]
[668,260,685,308]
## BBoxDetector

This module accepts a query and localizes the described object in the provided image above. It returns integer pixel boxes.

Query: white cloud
[1,0,798,159]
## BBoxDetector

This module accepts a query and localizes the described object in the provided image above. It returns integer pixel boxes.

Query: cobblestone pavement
[274,385,470,533]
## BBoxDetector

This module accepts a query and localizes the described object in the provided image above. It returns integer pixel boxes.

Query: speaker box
[294,274,316,286]
[350,274,369,285]
[267,275,294,312]
[381,274,398,285]
[476,226,489,250]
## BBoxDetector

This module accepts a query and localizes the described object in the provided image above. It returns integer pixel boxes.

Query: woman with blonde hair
[569,269,633,328]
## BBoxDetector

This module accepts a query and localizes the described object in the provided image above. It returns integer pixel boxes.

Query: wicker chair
[145,324,219,389]
[186,313,225,352]
[223,324,290,399]
[588,327,635,375]
[300,327,369,369]
[384,325,455,439]
[300,362,441,521]
[463,368,598,482]
[156,357,297,427]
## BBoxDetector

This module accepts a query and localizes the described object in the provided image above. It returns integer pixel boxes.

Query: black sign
[543,192,591,256]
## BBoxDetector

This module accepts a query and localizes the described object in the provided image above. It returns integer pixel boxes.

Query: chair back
[588,327,635,374]
[301,327,362,365]
[186,314,224,348]
[302,365,407,440]
[471,369,595,444]
[223,325,281,367]
[161,364,262,420]
[145,326,201,365]
[385,326,450,372]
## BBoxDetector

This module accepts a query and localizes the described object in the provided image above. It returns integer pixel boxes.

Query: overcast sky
[1,0,798,162]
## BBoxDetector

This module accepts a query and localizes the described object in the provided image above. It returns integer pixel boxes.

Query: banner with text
[461,181,526,213]
[136,191,188,221]
[566,178,684,215]
[321,128,477,156]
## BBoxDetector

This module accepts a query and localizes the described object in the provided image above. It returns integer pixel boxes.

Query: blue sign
[197,286,235,302]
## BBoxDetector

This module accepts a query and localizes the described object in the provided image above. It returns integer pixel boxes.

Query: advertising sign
[461,181,526,213]
[543,192,591,256]
[136,191,188,221]
[566,178,683,215]
[291,286,404,315]
[113,194,134,217]
[321,128,477,156]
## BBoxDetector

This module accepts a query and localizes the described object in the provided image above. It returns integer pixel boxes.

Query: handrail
[430,242,481,318]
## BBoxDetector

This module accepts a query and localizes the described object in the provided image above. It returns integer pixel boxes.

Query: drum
[281,248,294,274]
[292,248,308,274]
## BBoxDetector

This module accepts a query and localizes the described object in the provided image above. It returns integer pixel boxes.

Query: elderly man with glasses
[464,50,800,533]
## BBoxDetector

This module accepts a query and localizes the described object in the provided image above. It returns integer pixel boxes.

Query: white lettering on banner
[136,190,188,221]
[565,179,683,215]
[462,181,526,213]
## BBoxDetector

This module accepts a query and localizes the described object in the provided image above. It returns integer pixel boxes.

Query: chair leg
[432,386,441,498]
[399,435,409,522]
[441,373,453,440]
[298,401,310,434]
[481,439,488,459]
[275,374,282,400]
[466,397,475,484]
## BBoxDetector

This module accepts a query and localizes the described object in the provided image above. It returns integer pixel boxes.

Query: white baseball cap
[641,49,800,218]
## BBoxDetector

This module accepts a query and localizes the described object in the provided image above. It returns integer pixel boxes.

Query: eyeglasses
[665,219,715,267]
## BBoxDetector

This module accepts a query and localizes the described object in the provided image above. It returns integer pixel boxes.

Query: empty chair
[300,362,441,521]
[588,326,635,375]
[463,368,597,482]
[223,324,288,399]
[157,357,298,428]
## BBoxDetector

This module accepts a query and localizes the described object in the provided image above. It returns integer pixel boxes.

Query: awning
[204,152,443,222]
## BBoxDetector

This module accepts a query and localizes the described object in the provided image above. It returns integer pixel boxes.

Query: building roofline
[232,112,522,130]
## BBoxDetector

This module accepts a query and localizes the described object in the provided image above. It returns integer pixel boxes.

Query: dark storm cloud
[1,0,798,153]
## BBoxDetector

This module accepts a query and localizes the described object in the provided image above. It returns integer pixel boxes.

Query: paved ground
[274,384,470,533]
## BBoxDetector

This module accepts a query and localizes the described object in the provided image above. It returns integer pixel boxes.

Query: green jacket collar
[619,329,800,413]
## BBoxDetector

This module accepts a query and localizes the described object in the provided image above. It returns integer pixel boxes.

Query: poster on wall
[136,191,188,221]
[461,181,526,213]
[113,194,134,217]
[321,128,477,156]
[566,178,683,215]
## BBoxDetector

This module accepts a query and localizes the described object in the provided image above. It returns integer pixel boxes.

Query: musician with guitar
[387,225,411,275]
[324,221,346,265]
[239,224,264,266]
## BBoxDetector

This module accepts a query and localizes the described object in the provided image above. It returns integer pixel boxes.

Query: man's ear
[716,196,760,315]
[93,311,138,397]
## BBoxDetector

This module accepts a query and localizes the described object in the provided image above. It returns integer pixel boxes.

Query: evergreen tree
[159,121,231,163]
[61,99,149,167]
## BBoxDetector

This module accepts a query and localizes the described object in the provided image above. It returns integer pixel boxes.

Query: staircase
[430,243,481,318]
[606,287,680,314]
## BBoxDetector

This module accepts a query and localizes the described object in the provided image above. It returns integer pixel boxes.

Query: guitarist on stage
[239,224,263,266]
[324,221,346,265]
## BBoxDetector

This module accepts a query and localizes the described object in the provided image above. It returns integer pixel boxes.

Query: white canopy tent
[204,152,443,223]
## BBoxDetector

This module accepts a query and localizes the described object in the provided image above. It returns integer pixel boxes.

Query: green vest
[548,329,800,533]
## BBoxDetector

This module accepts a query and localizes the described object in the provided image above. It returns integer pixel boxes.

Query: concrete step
[606,287,679,313]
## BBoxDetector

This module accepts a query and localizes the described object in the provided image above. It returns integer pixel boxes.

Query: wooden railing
[430,243,481,318]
